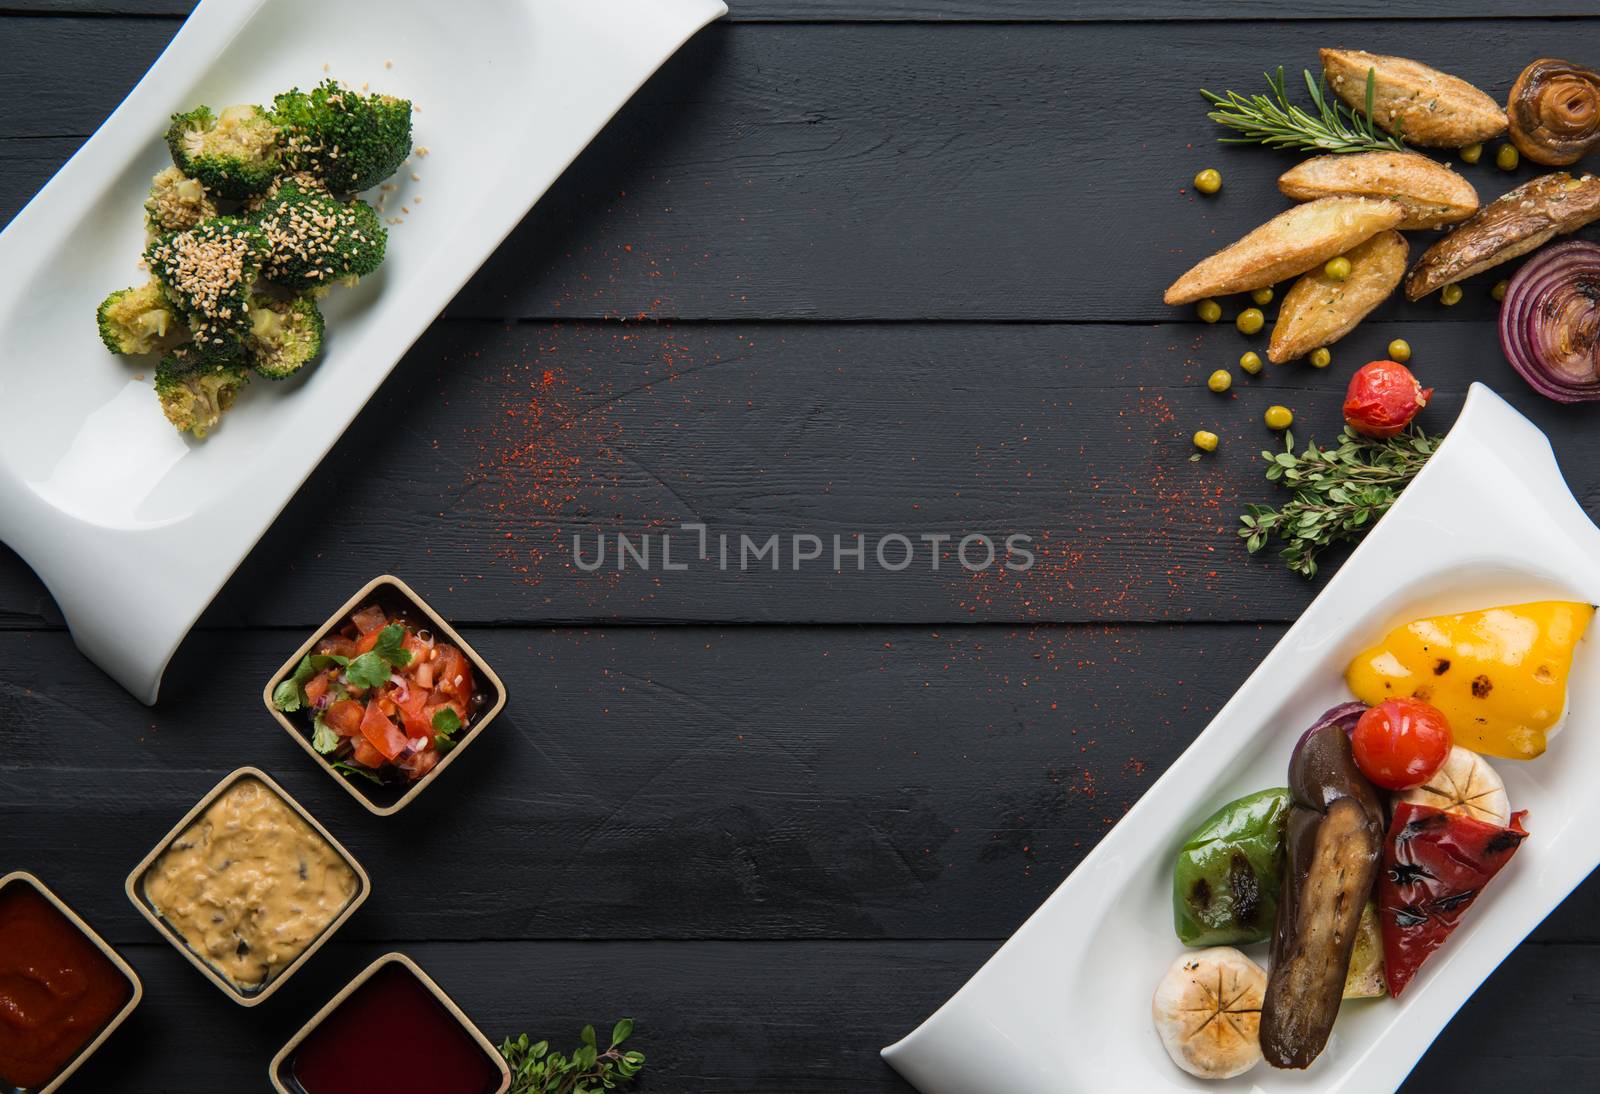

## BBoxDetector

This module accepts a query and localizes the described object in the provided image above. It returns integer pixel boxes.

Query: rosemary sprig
[501,1020,645,1094]
[1201,67,1406,154]
[1239,426,1441,578]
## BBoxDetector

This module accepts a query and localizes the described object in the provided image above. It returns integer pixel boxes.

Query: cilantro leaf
[345,651,393,689]
[272,653,343,712]
[331,760,386,785]
[311,713,341,755]
[372,624,412,668]
[343,625,412,689]
[432,706,462,751]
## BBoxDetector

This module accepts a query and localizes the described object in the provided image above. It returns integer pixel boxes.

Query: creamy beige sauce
[144,777,357,990]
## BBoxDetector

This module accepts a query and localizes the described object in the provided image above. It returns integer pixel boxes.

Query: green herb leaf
[373,623,411,667]
[1239,425,1441,577]
[1200,65,1406,154]
[311,714,341,754]
[330,760,386,785]
[501,1021,645,1094]
[273,653,343,712]
[345,651,393,689]
[432,706,463,751]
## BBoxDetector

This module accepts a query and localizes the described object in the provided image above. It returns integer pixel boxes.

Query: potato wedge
[1278,152,1477,229]
[1322,48,1506,148]
[1269,231,1407,363]
[1405,172,1600,300]
[1164,197,1404,306]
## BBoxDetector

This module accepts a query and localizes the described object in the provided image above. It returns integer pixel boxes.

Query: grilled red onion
[1499,240,1600,402]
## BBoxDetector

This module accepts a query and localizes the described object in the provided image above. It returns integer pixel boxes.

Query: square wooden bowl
[0,872,143,1093]
[268,952,511,1094]
[262,575,508,817]
[123,766,371,1007]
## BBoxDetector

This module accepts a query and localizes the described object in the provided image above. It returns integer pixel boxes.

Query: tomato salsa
[0,880,134,1089]
[274,602,486,787]
[289,960,503,1094]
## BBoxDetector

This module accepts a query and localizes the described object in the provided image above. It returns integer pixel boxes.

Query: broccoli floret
[252,182,386,292]
[145,216,267,348]
[245,293,324,379]
[165,104,281,199]
[274,81,411,192]
[97,281,185,355]
[154,355,249,439]
[240,169,328,214]
[144,166,217,235]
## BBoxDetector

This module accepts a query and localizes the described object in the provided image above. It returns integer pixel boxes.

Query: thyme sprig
[501,1020,645,1094]
[1240,426,1441,578]
[1201,67,1406,154]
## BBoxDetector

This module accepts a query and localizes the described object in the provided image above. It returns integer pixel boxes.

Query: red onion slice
[1499,240,1600,403]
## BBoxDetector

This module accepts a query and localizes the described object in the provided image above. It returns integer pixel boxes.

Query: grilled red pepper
[1378,802,1528,997]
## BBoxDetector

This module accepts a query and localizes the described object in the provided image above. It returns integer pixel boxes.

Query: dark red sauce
[289,961,502,1094]
[0,881,133,1090]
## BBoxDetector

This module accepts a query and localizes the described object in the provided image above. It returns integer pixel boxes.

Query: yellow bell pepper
[1346,601,1594,761]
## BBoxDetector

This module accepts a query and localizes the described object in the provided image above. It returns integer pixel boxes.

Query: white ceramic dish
[884,383,1600,1093]
[0,0,726,704]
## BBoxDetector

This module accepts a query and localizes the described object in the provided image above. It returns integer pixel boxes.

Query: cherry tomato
[1352,698,1453,790]
[1343,360,1433,439]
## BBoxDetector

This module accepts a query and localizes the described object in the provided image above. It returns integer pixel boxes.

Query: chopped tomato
[304,672,332,708]
[401,633,430,667]
[351,605,388,635]
[317,635,359,660]
[350,735,386,768]
[399,748,440,780]
[324,699,365,737]
[355,629,383,655]
[359,698,409,761]
[395,685,434,737]
[432,644,474,702]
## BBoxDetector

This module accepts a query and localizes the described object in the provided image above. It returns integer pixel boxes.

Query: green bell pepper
[1172,787,1288,946]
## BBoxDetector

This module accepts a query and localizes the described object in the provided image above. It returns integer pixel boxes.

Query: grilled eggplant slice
[1278,152,1477,230]
[1405,172,1600,300]
[1259,713,1384,1070]
[1269,230,1407,363]
[1165,197,1404,306]
[1321,48,1506,148]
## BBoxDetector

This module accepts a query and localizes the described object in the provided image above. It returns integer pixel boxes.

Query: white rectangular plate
[0,0,726,703]
[884,383,1600,1093]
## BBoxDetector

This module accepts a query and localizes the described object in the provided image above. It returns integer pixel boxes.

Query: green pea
[1194,168,1222,194]
[1239,351,1263,375]
[1192,430,1219,453]
[1251,287,1274,306]
[1324,256,1352,281]
[1236,308,1265,335]
[1309,347,1332,369]
[1459,143,1483,165]
[1496,143,1520,171]
[1387,339,1411,363]
[1441,283,1463,306]
[1207,369,1232,393]
[1197,299,1222,323]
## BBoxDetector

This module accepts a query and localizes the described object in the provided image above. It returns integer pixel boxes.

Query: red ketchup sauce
[290,962,502,1094]
[0,882,133,1089]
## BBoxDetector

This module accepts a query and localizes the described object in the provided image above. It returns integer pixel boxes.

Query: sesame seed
[384,59,394,69]
[410,172,421,182]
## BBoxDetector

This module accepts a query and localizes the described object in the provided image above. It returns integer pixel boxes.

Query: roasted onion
[1508,59,1600,166]
[1498,240,1600,403]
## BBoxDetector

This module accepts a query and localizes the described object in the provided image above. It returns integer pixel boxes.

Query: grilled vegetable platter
[1153,598,1593,1078]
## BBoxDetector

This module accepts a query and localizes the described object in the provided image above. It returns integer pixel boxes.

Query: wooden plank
[0,17,1582,322]
[41,937,1600,1092]
[6,1,1598,22]
[7,624,1599,944]
[0,318,1586,627]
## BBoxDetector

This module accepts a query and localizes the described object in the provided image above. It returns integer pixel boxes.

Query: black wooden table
[5,2,1600,1090]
